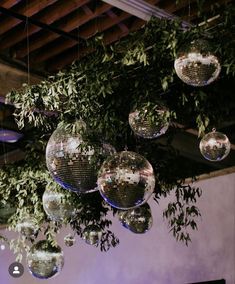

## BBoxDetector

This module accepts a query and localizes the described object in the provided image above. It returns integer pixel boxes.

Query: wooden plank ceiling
[0,0,229,73]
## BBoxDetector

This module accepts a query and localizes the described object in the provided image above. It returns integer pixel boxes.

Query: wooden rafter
[1,0,22,9]
[13,2,112,59]
[0,0,58,36]
[0,0,90,50]
[32,9,132,64]
[47,18,143,71]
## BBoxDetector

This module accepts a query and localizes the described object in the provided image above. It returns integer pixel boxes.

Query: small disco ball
[129,105,169,139]
[98,151,155,210]
[82,225,102,245]
[27,240,64,279]
[42,188,76,222]
[174,39,221,86]
[199,130,231,162]
[118,203,153,234]
[46,121,116,193]
[64,234,76,247]
[16,217,39,238]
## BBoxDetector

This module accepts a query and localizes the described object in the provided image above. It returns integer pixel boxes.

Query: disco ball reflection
[199,130,230,161]
[46,121,116,193]
[27,240,64,279]
[98,151,155,210]
[118,203,153,234]
[82,225,102,245]
[174,39,221,86]
[16,217,39,238]
[42,188,76,222]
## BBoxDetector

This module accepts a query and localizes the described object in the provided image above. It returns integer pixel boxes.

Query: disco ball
[82,225,102,245]
[42,188,76,222]
[199,130,231,161]
[118,203,153,234]
[64,234,76,247]
[98,151,155,210]
[27,240,64,279]
[46,121,116,193]
[129,105,169,139]
[16,217,39,238]
[174,39,221,86]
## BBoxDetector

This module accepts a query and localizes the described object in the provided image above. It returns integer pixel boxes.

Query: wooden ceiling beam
[1,0,22,9]
[0,0,58,36]
[0,0,90,50]
[106,10,129,32]
[32,10,131,63]
[14,2,112,59]
[48,18,143,71]
[102,0,190,27]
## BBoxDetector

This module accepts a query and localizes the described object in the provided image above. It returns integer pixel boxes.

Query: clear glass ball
[46,121,116,193]
[174,39,221,86]
[98,151,155,209]
[199,131,231,161]
[64,234,76,247]
[118,203,153,234]
[27,240,64,279]
[82,225,102,245]
[42,188,76,222]
[129,106,169,139]
[16,217,39,238]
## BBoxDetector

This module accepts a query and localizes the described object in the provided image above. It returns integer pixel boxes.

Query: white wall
[0,173,234,284]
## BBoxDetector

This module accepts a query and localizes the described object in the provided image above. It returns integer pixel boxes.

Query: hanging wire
[188,0,191,24]
[26,17,30,85]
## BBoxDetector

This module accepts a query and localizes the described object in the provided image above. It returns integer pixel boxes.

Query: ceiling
[0,0,231,73]
[0,0,234,179]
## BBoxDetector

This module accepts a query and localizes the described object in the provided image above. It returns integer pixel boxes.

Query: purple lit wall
[0,173,234,284]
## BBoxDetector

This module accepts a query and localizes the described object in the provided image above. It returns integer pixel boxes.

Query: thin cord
[26,17,30,85]
[188,0,191,24]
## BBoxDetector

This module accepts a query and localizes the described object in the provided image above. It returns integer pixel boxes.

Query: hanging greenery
[0,2,234,262]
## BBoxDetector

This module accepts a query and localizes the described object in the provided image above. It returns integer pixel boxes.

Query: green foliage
[1,2,235,260]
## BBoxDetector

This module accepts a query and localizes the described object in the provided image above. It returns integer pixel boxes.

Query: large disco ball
[174,39,221,86]
[98,151,155,210]
[27,240,64,279]
[82,225,102,245]
[129,105,169,139]
[16,217,39,238]
[118,203,153,234]
[42,188,76,222]
[199,130,230,161]
[46,121,116,193]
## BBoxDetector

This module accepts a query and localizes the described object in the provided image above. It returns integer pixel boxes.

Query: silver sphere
[27,240,64,279]
[119,203,153,234]
[174,39,221,86]
[46,121,116,193]
[42,188,76,222]
[64,234,76,247]
[16,217,39,238]
[98,151,155,210]
[82,225,102,245]
[199,130,231,162]
[129,105,169,139]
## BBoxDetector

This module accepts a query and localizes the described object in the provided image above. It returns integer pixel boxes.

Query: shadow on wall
[188,279,225,284]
